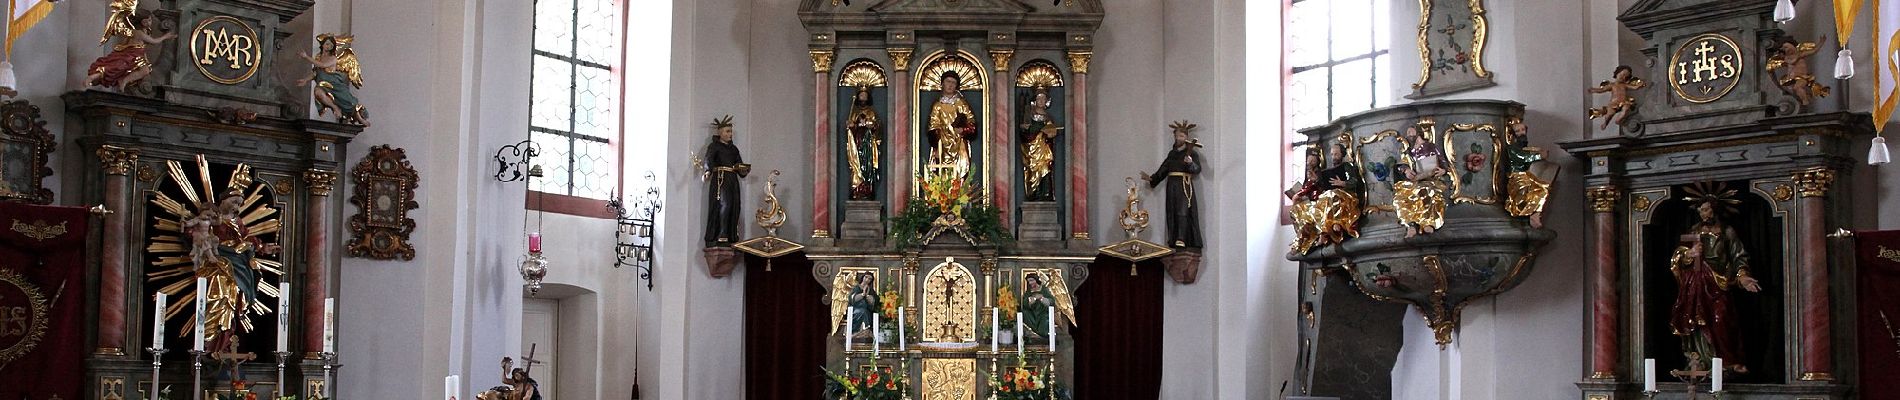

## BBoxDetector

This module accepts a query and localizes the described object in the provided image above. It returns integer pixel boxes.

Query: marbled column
[1585,185,1620,379]
[1066,51,1092,240]
[812,50,836,239]
[302,169,337,358]
[96,145,139,355]
[989,49,1014,226]
[889,48,914,211]
[1793,168,1836,381]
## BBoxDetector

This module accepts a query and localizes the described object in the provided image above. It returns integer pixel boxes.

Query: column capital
[989,49,1015,72]
[809,50,836,73]
[887,48,914,72]
[1793,167,1835,198]
[304,169,338,196]
[1065,50,1093,75]
[96,145,140,176]
[1586,185,1620,213]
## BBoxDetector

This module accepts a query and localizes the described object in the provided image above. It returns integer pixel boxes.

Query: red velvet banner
[1859,230,1900,400]
[0,202,90,400]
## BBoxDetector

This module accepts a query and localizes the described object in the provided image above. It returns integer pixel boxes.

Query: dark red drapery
[743,253,828,399]
[0,202,90,400]
[1073,256,1165,400]
[1857,230,1900,400]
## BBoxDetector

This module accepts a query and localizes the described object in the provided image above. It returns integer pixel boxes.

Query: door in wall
[523,298,561,399]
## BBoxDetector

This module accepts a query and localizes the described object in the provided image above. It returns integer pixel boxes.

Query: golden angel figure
[1766,35,1831,106]
[86,1,176,92]
[1393,124,1449,238]
[927,70,978,178]
[299,34,370,126]
[1587,65,1647,130]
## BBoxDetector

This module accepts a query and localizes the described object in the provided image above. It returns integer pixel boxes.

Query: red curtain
[743,252,828,399]
[1073,256,1165,400]
[0,203,90,400]
[1857,230,1900,400]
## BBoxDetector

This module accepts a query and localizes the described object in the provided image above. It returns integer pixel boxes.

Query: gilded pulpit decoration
[1393,119,1450,237]
[1064,51,1091,75]
[145,156,286,350]
[1408,0,1494,98]
[300,34,369,126]
[86,0,175,92]
[810,50,836,73]
[921,258,976,342]
[1587,66,1648,130]
[1587,185,1619,213]
[0,268,50,367]
[347,146,419,261]
[0,100,54,204]
[188,15,262,85]
[97,145,140,176]
[1501,117,1557,228]
[1668,34,1744,104]
[1766,35,1830,106]
[1288,137,1365,254]
[1792,167,1835,198]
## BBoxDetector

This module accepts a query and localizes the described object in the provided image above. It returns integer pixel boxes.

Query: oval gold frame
[1667,33,1744,104]
[189,15,263,85]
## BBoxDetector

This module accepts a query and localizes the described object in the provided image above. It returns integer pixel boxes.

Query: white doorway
[523,298,561,399]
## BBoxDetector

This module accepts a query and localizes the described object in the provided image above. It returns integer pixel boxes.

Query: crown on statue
[710,115,735,130]
[1169,120,1197,134]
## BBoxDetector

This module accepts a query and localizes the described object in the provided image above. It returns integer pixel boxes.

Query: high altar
[790,1,1105,398]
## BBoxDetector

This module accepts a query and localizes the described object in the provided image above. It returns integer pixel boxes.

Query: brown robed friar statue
[1140,121,1204,249]
[700,115,751,246]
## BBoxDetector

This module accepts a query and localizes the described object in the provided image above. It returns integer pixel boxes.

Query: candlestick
[146,347,165,400]
[1016,312,1024,354]
[194,278,206,352]
[1643,358,1657,393]
[274,350,292,399]
[153,292,167,350]
[990,309,998,353]
[1711,357,1723,392]
[529,232,543,253]
[1049,305,1056,353]
[277,282,291,353]
[323,298,336,354]
[191,349,207,400]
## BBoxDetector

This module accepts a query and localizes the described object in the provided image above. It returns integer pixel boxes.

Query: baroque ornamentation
[1064,50,1091,75]
[347,145,420,261]
[1631,193,1653,212]
[0,100,54,204]
[1015,61,1065,88]
[1586,185,1620,213]
[1408,0,1494,98]
[146,156,285,346]
[97,145,140,176]
[809,50,835,73]
[0,266,51,366]
[1773,184,1795,202]
[10,219,68,240]
[887,48,913,72]
[1793,167,1835,198]
[988,49,1013,72]
[136,164,159,183]
[304,169,338,196]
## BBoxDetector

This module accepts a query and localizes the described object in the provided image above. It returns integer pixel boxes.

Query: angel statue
[1020,86,1064,201]
[86,0,176,92]
[1587,65,1647,130]
[1019,272,1076,342]
[1394,123,1450,238]
[829,272,880,339]
[1669,183,1762,374]
[183,168,279,351]
[1766,35,1831,106]
[299,34,370,126]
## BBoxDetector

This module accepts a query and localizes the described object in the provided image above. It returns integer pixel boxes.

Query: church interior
[2,0,1900,399]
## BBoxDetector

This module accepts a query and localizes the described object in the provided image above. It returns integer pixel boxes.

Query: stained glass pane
[531,55,575,130]
[534,0,576,56]
[1286,0,1328,68]
[1287,70,1328,130]
[1332,59,1373,117]
[529,131,573,195]
[1329,0,1370,59]
[575,66,616,139]
[577,0,618,65]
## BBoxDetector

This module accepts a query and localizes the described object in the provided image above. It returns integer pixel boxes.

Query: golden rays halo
[1014,60,1064,88]
[918,53,984,92]
[145,155,285,342]
[838,59,888,88]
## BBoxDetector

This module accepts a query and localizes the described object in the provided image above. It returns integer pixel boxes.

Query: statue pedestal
[838,200,886,246]
[702,247,740,278]
[1161,250,1202,284]
[1017,201,1064,245]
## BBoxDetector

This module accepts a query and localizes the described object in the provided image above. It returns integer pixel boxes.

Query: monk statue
[701,116,750,246]
[1141,121,1204,249]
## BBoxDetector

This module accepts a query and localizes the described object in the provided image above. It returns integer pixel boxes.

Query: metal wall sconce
[494,139,543,183]
[611,172,662,290]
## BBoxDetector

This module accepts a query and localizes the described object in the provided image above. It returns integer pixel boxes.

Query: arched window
[531,0,620,202]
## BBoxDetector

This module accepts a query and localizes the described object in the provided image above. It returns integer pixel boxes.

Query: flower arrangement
[996,284,1020,327]
[823,366,910,400]
[921,172,973,217]
[889,173,1013,248]
[988,360,1072,400]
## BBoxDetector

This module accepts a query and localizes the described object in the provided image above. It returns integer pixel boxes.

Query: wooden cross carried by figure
[521,343,545,374]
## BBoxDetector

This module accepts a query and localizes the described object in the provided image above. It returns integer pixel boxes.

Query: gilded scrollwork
[304,169,338,196]
[887,48,913,72]
[1792,167,1835,198]
[1065,50,1092,75]
[1586,185,1620,213]
[346,146,419,261]
[97,145,140,177]
[1409,0,1494,98]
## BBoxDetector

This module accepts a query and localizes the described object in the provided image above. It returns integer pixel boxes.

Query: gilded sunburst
[918,53,983,92]
[838,59,888,88]
[1014,61,1064,88]
[145,155,285,344]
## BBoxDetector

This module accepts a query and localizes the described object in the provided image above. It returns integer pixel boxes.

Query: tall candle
[1049,305,1056,352]
[897,310,906,351]
[1015,312,1024,354]
[990,309,999,353]
[845,312,853,349]
[528,232,543,253]
[322,297,336,354]
[1643,358,1656,392]
[152,292,167,350]
[873,314,881,357]
[194,277,206,352]
[1711,357,1723,392]
[277,282,291,353]
[445,375,459,400]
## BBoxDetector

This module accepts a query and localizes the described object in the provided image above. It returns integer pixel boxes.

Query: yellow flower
[996,285,1019,316]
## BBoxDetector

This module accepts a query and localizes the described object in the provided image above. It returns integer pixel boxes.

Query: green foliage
[887,198,1014,249]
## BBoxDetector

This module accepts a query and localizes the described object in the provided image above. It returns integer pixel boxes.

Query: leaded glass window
[1284,0,1390,196]
[531,0,619,200]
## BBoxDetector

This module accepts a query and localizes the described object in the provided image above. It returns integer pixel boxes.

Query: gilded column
[1066,50,1092,240]
[302,169,337,358]
[1793,167,1835,381]
[812,49,836,239]
[889,48,914,211]
[1585,185,1620,379]
[989,48,1015,226]
[96,145,139,355]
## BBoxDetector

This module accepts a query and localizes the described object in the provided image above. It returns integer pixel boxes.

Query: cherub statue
[86,0,176,92]
[299,34,370,126]
[1587,65,1647,130]
[1766,35,1831,106]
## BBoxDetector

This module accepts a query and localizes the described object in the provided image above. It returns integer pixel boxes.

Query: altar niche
[915,50,989,188]
[1637,182,1785,385]
[1013,60,1068,243]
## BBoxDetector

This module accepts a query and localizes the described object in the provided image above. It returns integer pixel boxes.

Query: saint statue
[847,272,879,338]
[1766,35,1830,106]
[927,71,979,178]
[844,87,882,200]
[1393,125,1449,238]
[1587,65,1647,130]
[184,179,279,349]
[298,34,370,126]
[1669,184,1762,374]
[702,116,750,246]
[1021,273,1055,340]
[86,1,175,92]
[498,357,543,400]
[1288,143,1363,254]
[1503,118,1556,228]
[1020,86,1063,201]
[1141,121,1204,249]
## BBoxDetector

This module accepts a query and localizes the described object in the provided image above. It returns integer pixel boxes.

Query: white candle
[1016,312,1024,354]
[1643,358,1657,392]
[277,282,291,353]
[445,375,458,400]
[845,312,853,349]
[1711,357,1723,392]
[152,292,167,350]
[1049,305,1057,353]
[873,314,881,357]
[322,297,335,354]
[990,309,999,353]
[898,310,906,351]
[194,278,206,352]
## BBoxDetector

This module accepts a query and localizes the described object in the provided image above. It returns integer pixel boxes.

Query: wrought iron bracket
[493,140,542,183]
